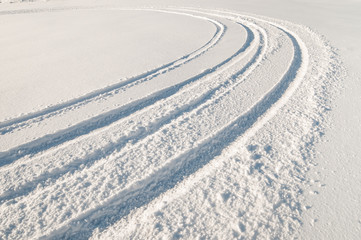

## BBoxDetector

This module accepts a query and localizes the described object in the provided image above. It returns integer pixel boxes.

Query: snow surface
[0,0,360,239]
[0,9,215,121]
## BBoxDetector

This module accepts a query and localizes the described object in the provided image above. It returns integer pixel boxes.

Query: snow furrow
[0,5,341,240]
[45,18,298,239]
[97,11,334,240]
[0,10,307,239]
[46,18,300,239]
[0,20,258,203]
[0,13,258,200]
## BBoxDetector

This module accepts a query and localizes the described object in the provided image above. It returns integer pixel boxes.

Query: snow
[0,0,360,239]
[0,9,215,121]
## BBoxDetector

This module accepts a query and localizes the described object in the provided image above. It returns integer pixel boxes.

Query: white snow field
[0,0,360,239]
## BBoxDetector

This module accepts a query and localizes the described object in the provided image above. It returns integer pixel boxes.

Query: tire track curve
[0,7,314,240]
[0,23,257,203]
[46,12,305,239]
[0,12,257,202]
[0,9,260,239]
[97,9,336,240]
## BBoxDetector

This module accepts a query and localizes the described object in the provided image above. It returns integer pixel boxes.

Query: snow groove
[45,13,307,239]
[0,6,340,240]
[0,21,258,203]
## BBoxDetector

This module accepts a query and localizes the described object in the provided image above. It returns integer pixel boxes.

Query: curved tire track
[45,11,306,239]
[0,7,331,240]
[0,20,258,202]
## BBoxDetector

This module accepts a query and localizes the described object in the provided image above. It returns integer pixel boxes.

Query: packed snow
[0,0,360,239]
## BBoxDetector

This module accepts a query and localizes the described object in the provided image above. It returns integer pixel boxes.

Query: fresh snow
[0,0,360,239]
[0,9,215,121]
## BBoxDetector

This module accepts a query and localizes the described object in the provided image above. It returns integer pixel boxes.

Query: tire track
[0,8,313,240]
[45,14,301,239]
[0,8,306,239]
[99,10,316,240]
[0,17,257,203]
[0,11,267,239]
